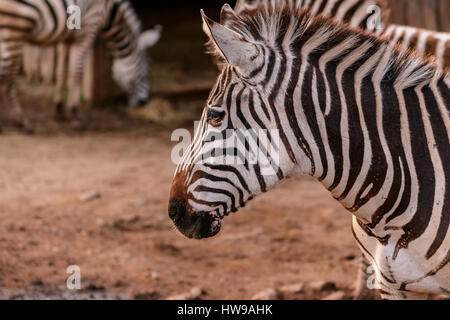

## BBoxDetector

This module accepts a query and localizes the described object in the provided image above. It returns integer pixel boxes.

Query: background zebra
[235,0,450,69]
[0,0,161,132]
[383,24,450,70]
[235,0,390,32]
[168,3,450,299]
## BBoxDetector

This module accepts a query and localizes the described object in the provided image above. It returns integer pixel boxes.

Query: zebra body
[383,24,450,70]
[234,0,389,32]
[0,0,161,131]
[235,0,450,299]
[169,3,450,299]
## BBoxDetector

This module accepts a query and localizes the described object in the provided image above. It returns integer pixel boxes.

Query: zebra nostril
[168,199,186,223]
[137,98,148,107]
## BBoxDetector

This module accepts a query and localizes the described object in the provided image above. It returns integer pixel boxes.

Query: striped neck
[102,0,141,59]
[230,6,448,224]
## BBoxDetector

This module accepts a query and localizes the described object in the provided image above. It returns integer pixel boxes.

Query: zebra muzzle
[168,198,221,239]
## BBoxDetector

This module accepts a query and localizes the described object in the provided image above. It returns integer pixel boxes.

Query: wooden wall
[386,0,450,32]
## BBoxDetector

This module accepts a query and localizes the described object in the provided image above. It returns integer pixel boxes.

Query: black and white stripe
[235,0,450,300]
[169,2,450,300]
[234,0,390,32]
[0,0,161,131]
[235,0,450,70]
[383,24,450,70]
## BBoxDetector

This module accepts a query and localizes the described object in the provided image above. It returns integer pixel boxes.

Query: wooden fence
[386,0,450,31]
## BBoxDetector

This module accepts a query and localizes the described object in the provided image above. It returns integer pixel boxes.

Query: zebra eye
[207,108,226,127]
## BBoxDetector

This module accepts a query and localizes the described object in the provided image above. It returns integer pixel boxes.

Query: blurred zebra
[234,0,389,32]
[383,25,450,70]
[0,0,161,132]
[168,3,450,299]
[235,0,450,69]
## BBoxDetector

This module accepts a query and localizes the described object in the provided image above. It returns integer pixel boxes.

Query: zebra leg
[381,290,429,300]
[353,254,380,300]
[0,86,3,133]
[66,44,85,129]
[0,40,33,133]
[3,81,34,133]
[66,30,98,129]
[54,43,68,122]
[354,257,429,300]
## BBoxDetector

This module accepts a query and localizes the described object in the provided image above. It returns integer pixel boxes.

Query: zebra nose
[168,198,186,224]
[137,98,148,107]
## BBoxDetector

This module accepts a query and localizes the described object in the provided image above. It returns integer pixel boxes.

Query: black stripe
[283,43,314,170]
[422,83,450,259]
[204,164,251,195]
[323,60,343,191]
[194,185,236,212]
[44,0,58,36]
[351,75,388,210]
[393,87,436,260]
[302,64,328,180]
[195,171,245,209]
[248,91,284,180]
[103,0,120,32]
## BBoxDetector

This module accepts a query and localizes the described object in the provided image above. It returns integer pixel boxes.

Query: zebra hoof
[353,286,380,300]
[12,118,34,135]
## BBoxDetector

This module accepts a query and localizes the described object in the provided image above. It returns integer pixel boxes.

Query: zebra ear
[220,3,239,24]
[201,9,258,73]
[234,0,247,11]
[139,25,162,49]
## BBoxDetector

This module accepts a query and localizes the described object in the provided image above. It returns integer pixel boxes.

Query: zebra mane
[234,0,392,26]
[208,2,448,88]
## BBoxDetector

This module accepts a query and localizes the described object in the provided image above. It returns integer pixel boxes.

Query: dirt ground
[0,9,363,299]
[0,83,365,301]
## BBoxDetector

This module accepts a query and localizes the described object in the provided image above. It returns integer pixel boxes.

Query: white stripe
[333,40,371,198]
[341,45,385,209]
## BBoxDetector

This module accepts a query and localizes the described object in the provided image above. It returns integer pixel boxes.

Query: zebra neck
[289,45,447,226]
[102,0,140,59]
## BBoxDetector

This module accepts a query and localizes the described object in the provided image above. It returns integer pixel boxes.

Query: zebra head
[112,25,162,107]
[168,5,312,240]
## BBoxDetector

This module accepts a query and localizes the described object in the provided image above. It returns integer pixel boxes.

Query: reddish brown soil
[0,88,361,300]
[0,131,360,300]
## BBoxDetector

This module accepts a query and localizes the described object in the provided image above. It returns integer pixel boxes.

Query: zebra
[383,24,450,70]
[168,3,450,300]
[235,0,450,69]
[0,0,161,132]
[234,0,389,32]
[235,0,450,300]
